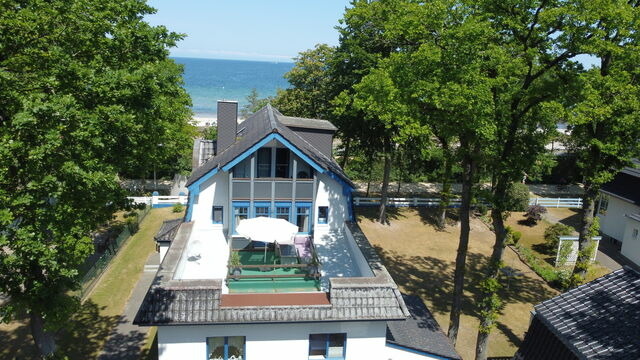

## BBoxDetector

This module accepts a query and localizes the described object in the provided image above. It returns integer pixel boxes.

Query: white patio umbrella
[235,217,299,262]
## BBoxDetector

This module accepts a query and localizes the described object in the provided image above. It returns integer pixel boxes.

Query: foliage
[515,244,571,290]
[504,183,531,213]
[201,126,217,141]
[544,223,574,253]
[229,251,241,268]
[240,88,272,118]
[505,226,522,246]
[525,205,548,225]
[557,240,573,267]
[172,203,184,213]
[0,0,191,355]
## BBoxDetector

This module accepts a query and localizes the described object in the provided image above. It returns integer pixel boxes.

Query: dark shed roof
[278,115,338,131]
[516,267,640,360]
[186,105,352,188]
[386,294,461,360]
[601,163,640,205]
[153,218,182,243]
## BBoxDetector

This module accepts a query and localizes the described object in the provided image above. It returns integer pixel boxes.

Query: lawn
[506,208,611,282]
[357,207,559,360]
[0,207,182,360]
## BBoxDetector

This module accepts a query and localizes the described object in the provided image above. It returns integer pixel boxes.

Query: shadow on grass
[557,208,582,230]
[57,300,151,360]
[372,244,556,349]
[530,244,557,266]
[355,206,406,223]
[0,314,39,360]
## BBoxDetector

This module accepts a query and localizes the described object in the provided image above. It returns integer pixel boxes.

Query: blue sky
[146,0,351,62]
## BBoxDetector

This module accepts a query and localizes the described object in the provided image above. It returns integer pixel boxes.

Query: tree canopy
[0,0,193,355]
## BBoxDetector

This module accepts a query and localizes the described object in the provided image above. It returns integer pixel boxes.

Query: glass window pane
[309,334,327,356]
[213,206,223,223]
[227,336,245,360]
[327,334,345,358]
[276,207,290,220]
[276,148,290,178]
[255,206,270,217]
[318,206,328,224]
[207,337,225,360]
[257,148,271,178]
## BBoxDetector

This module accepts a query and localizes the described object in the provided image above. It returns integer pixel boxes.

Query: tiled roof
[386,294,461,360]
[191,138,216,169]
[530,267,640,359]
[153,218,182,243]
[134,221,409,326]
[186,104,352,188]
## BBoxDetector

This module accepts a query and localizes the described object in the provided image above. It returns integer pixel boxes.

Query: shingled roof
[185,104,352,188]
[516,267,640,360]
[601,161,640,206]
[134,221,409,326]
[386,294,461,360]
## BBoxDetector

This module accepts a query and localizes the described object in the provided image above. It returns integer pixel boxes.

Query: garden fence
[78,206,150,299]
[353,196,583,209]
[127,195,187,208]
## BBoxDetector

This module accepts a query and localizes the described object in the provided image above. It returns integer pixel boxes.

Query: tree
[566,0,640,285]
[240,88,271,118]
[0,0,191,356]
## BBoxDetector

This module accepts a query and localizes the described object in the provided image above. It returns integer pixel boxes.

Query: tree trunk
[378,138,392,224]
[30,311,56,358]
[572,184,599,284]
[475,182,509,360]
[340,137,351,169]
[447,148,475,345]
[396,150,402,196]
[438,140,452,229]
[366,154,374,197]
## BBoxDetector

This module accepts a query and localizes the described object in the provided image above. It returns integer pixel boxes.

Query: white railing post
[413,198,418,206]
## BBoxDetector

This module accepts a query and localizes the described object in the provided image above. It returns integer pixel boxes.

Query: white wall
[192,171,229,232]
[598,195,640,241]
[621,217,640,267]
[315,172,350,231]
[158,321,387,360]
[385,345,444,360]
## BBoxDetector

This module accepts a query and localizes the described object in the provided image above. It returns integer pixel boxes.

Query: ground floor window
[233,203,249,234]
[207,336,245,360]
[296,203,311,233]
[254,202,271,218]
[318,206,328,224]
[276,203,291,221]
[308,333,346,359]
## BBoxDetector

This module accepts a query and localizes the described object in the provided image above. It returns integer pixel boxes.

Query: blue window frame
[295,202,311,233]
[254,202,271,218]
[276,202,291,222]
[232,202,249,234]
[308,333,346,359]
[212,206,223,224]
[318,206,328,224]
[207,336,245,360]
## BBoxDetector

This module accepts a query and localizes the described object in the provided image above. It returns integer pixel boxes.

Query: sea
[174,57,294,119]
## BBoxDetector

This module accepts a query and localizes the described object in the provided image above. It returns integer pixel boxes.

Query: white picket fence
[127,195,188,208]
[555,236,601,266]
[354,196,583,208]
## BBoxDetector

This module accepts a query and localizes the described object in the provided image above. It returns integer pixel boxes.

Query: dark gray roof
[601,172,640,206]
[154,218,182,243]
[627,213,640,223]
[277,115,338,131]
[386,294,461,360]
[134,221,409,326]
[532,267,640,359]
[186,104,352,188]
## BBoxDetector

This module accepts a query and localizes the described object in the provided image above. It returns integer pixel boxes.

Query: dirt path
[357,207,558,360]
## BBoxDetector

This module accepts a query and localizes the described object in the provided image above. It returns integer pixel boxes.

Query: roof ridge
[266,103,278,131]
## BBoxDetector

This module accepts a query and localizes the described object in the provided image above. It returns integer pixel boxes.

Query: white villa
[598,160,640,268]
[135,101,460,360]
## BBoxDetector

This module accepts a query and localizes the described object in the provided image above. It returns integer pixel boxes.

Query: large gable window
[207,336,245,360]
[276,148,290,178]
[256,148,271,178]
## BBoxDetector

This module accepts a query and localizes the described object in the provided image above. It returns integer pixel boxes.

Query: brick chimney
[216,100,238,154]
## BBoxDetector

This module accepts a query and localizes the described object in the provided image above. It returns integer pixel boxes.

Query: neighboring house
[597,160,640,267]
[135,101,459,360]
[515,266,640,360]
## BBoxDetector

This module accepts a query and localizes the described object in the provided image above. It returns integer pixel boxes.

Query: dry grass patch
[357,207,558,360]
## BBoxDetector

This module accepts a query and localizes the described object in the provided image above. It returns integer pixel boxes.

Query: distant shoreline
[171,56,294,65]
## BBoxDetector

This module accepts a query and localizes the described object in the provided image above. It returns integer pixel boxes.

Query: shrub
[525,204,547,224]
[505,182,530,212]
[172,203,185,213]
[544,223,573,252]
[125,216,139,234]
[505,226,522,245]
